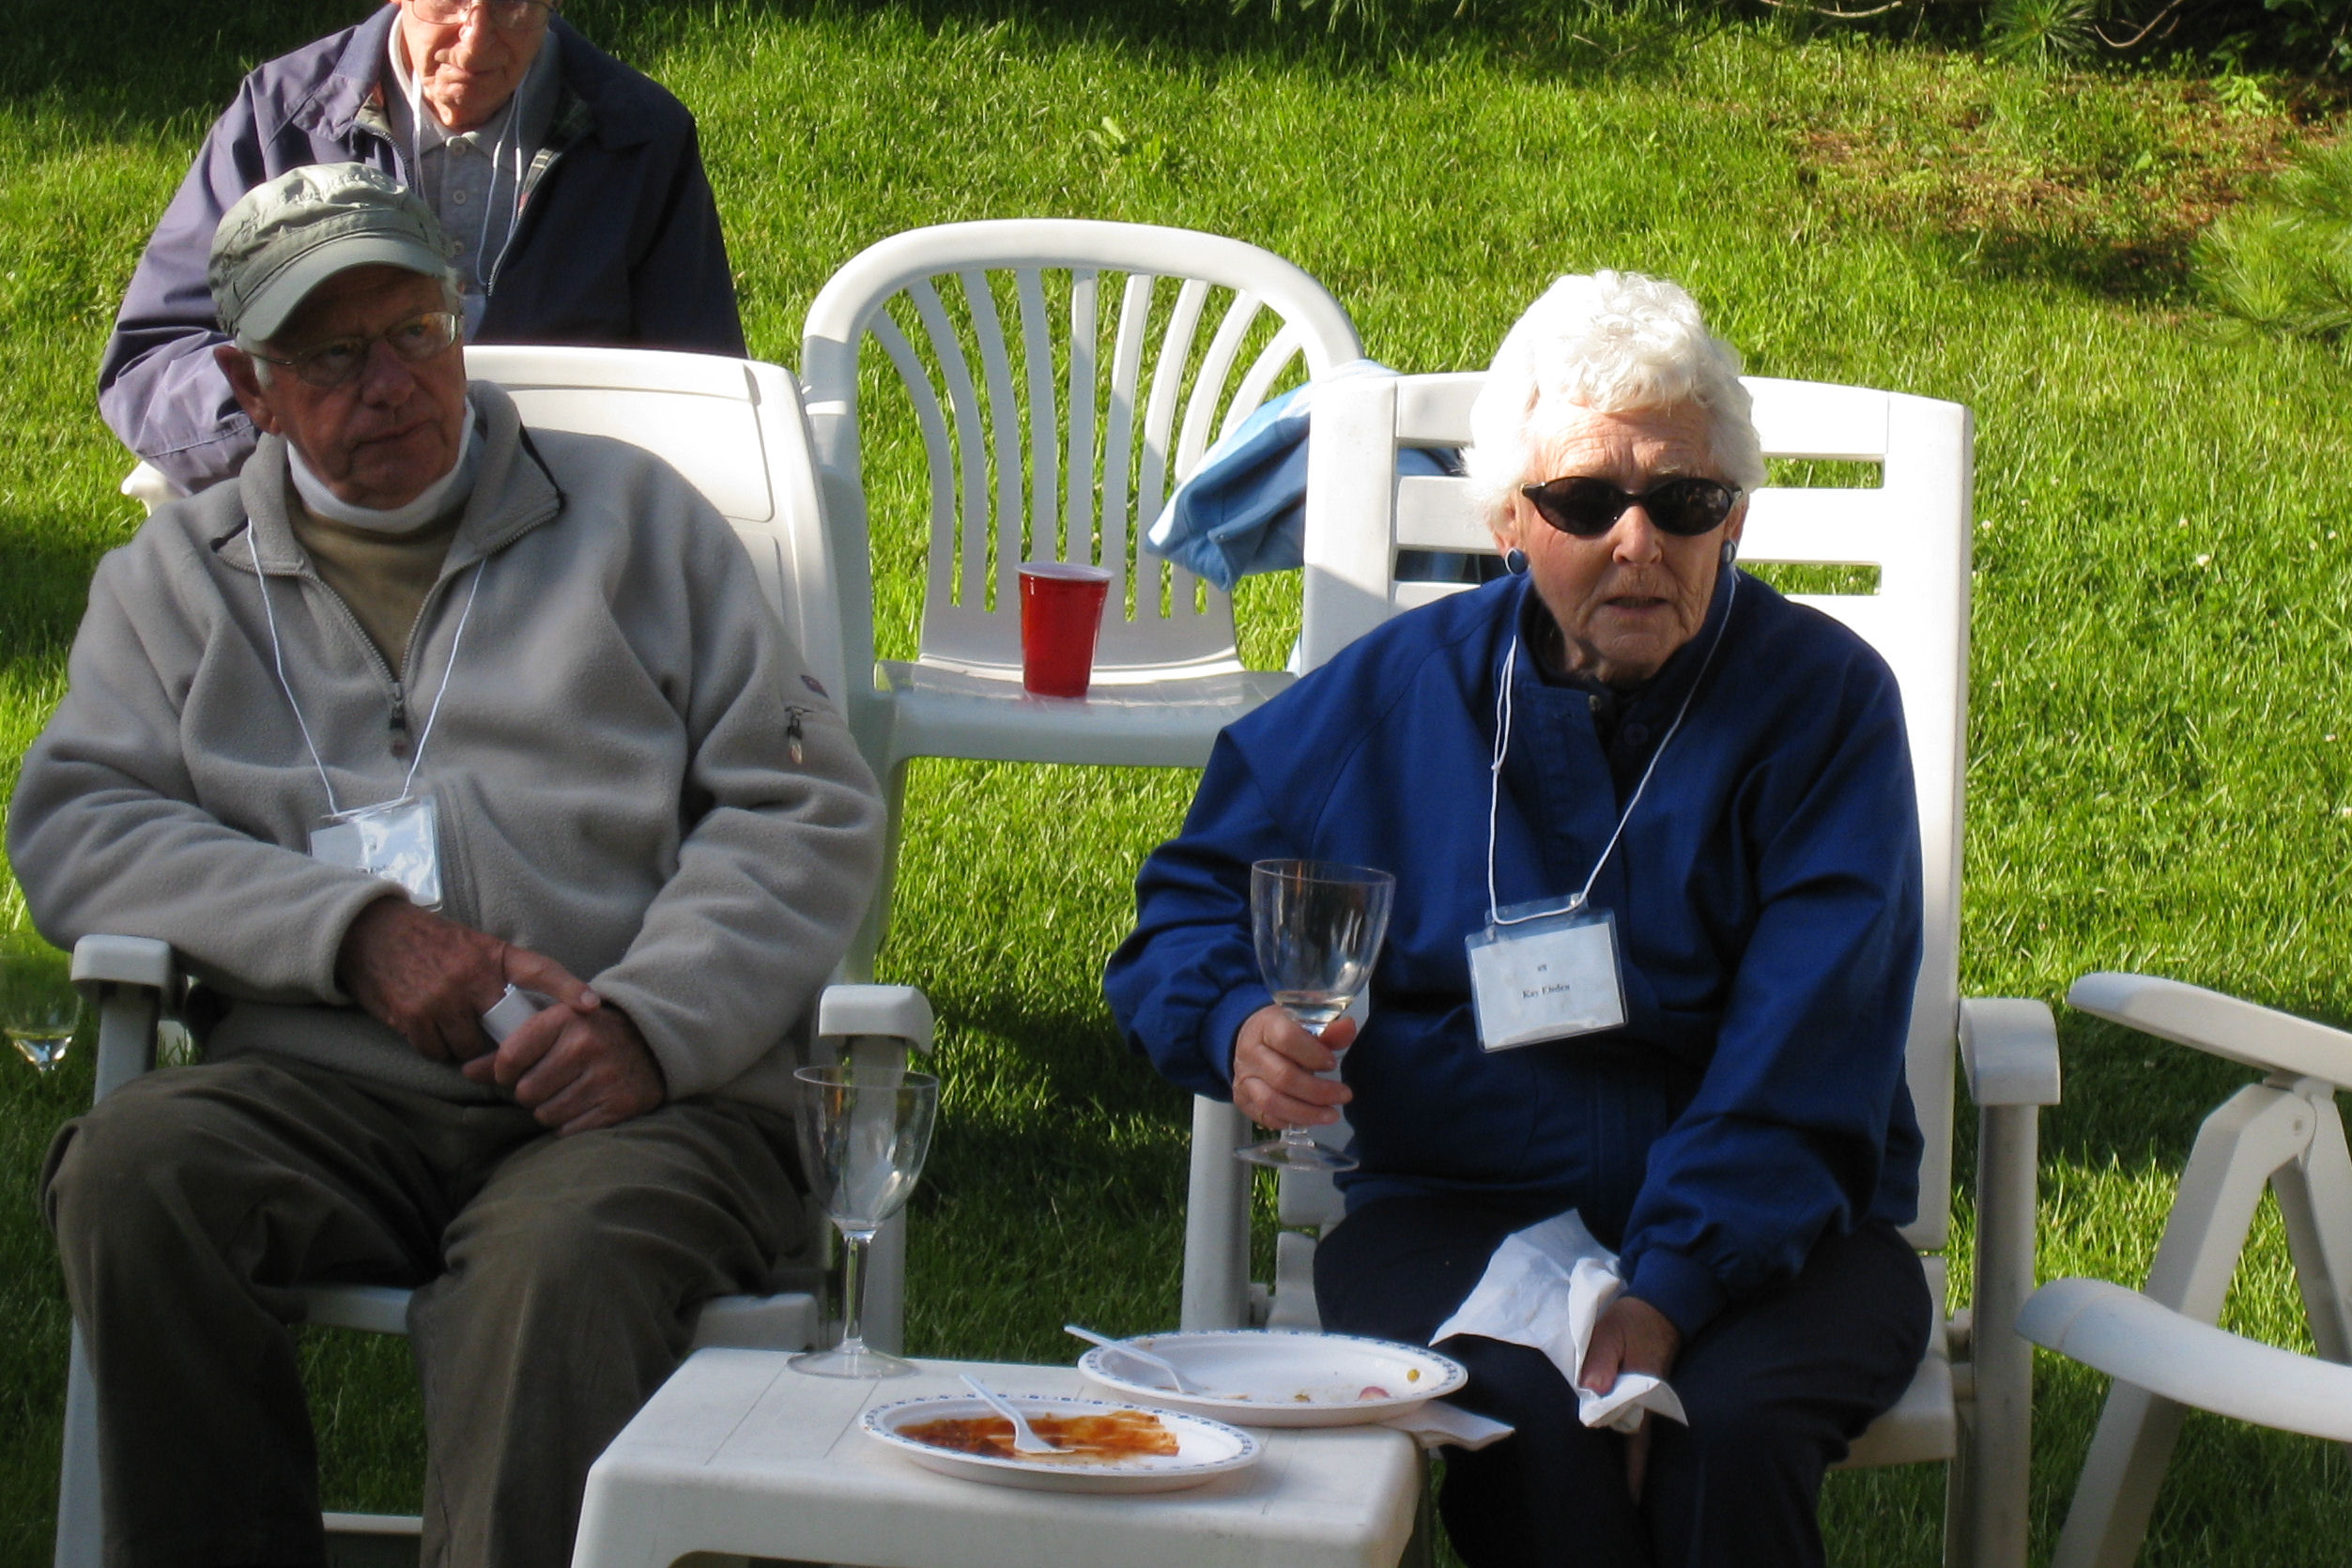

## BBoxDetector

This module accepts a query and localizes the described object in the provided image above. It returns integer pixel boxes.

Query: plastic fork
[1063,1323,1206,1394]
[959,1374,1060,1454]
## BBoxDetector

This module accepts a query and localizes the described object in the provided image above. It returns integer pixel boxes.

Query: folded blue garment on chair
[1144,359,1472,592]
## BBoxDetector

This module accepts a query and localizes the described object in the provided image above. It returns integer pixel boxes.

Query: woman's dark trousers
[1315,1195,1930,1568]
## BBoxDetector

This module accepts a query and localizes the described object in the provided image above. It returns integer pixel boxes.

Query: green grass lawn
[7,2,2352,1563]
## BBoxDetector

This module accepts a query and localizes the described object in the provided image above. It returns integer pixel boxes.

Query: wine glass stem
[1295,1032,1344,1141]
[837,1224,876,1353]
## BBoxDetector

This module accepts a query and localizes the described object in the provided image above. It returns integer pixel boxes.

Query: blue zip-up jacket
[1105,570,1925,1339]
[97,9,746,494]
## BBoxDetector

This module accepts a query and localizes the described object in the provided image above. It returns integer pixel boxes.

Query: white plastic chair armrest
[817,983,933,1054]
[69,934,177,994]
[2019,1276,2352,1441]
[2068,971,2352,1089]
[71,935,178,1103]
[1959,996,2061,1107]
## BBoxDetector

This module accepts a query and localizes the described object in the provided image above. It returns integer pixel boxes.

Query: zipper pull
[390,687,412,761]
[786,709,805,765]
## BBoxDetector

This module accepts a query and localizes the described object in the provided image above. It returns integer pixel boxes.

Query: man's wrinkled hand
[1231,1004,1358,1132]
[337,896,595,1065]
[1577,1294,1683,1501]
[461,997,667,1135]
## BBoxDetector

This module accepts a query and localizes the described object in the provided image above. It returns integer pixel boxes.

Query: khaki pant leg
[40,1056,477,1568]
[407,1098,810,1568]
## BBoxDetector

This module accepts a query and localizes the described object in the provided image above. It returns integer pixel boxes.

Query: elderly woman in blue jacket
[1106,271,1930,1568]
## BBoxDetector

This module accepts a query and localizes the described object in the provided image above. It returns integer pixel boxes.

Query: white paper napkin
[1380,1398,1515,1451]
[1429,1209,1690,1435]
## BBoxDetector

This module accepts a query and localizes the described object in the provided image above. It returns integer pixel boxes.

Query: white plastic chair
[800,221,1362,973]
[54,346,925,1568]
[2017,973,2352,1568]
[1176,370,2061,1568]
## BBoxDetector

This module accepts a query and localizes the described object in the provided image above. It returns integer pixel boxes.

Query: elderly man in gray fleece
[12,164,884,1568]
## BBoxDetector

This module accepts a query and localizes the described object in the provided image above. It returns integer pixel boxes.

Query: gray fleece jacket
[9,383,883,1114]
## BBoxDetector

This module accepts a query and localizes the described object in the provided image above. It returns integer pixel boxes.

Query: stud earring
[1720,539,1737,566]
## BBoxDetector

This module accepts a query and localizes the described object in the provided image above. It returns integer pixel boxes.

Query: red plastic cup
[1018,561,1113,698]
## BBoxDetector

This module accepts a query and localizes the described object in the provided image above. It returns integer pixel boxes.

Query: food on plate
[902,1408,1179,1462]
[1407,1368,1422,1382]
[1360,1386,1391,1399]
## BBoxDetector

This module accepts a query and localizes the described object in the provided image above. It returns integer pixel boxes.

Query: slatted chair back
[801,220,1361,714]
[463,344,848,703]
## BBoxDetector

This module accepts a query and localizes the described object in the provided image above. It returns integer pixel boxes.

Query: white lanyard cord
[252,530,342,817]
[250,529,488,812]
[1484,570,1741,927]
[398,560,485,798]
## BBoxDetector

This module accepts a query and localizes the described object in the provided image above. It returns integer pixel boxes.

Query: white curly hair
[1464,270,1765,530]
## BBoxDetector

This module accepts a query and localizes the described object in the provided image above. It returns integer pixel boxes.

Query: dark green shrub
[2193,139,2352,345]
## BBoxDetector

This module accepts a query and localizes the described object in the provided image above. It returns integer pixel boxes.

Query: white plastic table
[572,1349,1422,1568]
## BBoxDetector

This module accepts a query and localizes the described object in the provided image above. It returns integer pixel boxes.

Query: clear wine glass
[1237,858,1396,1174]
[790,1061,940,1378]
[4,964,84,1074]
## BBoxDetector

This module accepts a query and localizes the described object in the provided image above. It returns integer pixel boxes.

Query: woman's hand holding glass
[1235,857,1393,1172]
[1231,1007,1358,1133]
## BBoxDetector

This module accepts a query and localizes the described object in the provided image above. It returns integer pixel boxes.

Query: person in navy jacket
[1107,271,1930,1567]
[99,0,746,497]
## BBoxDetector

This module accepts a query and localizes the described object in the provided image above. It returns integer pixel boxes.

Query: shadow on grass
[940,992,1179,1110]
[2045,996,2352,1175]
[0,514,110,672]
[1959,227,2201,307]
[0,0,1704,139]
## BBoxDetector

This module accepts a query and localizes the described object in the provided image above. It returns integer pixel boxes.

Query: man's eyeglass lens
[407,0,552,28]
[255,312,460,390]
[1519,476,1741,539]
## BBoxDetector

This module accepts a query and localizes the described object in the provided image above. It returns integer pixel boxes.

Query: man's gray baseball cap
[208,163,453,345]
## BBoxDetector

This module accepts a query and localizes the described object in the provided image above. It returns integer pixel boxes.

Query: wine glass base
[1235,1139,1359,1174]
[791,1345,920,1378]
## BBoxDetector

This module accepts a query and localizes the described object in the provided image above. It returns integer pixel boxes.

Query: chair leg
[1963,1100,2038,1568]
[2052,1083,2315,1568]
[848,1035,913,1354]
[1181,1097,1253,1330]
[2270,1084,2352,1474]
[2272,1086,2352,1366]
[840,760,910,983]
[1943,1399,1975,1568]
[54,1326,102,1568]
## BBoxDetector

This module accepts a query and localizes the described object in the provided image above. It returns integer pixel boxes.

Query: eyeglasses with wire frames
[1517,474,1744,540]
[244,310,462,391]
[403,0,557,30]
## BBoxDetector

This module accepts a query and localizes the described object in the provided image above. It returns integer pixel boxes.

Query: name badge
[311,794,443,911]
[1465,899,1627,1052]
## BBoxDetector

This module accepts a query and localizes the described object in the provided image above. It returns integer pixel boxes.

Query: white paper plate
[1079,1330,1469,1427]
[861,1393,1261,1493]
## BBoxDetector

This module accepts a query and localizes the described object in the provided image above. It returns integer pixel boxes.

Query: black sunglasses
[1517,475,1743,539]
